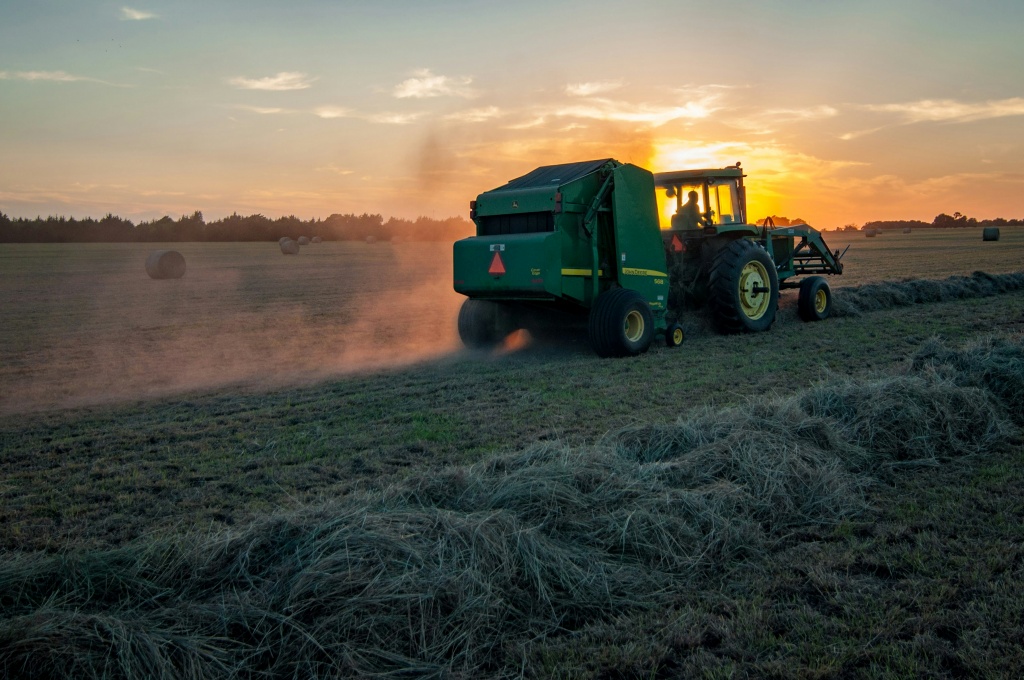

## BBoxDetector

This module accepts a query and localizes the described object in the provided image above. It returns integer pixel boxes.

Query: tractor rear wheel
[707,238,779,333]
[798,276,832,321]
[457,299,505,349]
[588,288,654,357]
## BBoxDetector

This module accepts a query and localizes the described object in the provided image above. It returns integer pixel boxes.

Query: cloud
[312,106,422,125]
[862,97,1024,124]
[312,106,352,119]
[0,70,122,86]
[365,112,425,125]
[229,72,315,91]
[120,7,158,20]
[725,105,839,135]
[565,80,623,97]
[392,69,476,99]
[550,99,717,127]
[443,106,502,123]
[839,126,886,141]
[315,163,355,175]
[236,105,292,115]
[1,70,87,82]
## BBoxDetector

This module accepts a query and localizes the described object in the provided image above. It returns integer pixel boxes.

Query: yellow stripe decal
[561,268,605,276]
[621,267,668,277]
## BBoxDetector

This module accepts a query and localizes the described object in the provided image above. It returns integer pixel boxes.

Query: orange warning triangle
[671,234,684,253]
[488,251,506,275]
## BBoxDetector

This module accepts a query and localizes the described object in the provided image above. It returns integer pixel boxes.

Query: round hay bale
[279,237,292,245]
[982,227,1000,242]
[365,235,377,244]
[145,250,186,279]
[311,236,322,244]
[902,227,912,234]
[864,229,877,238]
[280,239,300,255]
[297,236,310,245]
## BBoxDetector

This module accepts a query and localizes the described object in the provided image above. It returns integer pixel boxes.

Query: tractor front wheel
[457,299,505,349]
[588,288,654,357]
[707,239,779,333]
[798,276,832,321]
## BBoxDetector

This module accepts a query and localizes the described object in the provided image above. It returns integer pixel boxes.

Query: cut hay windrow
[831,270,1024,317]
[2,335,1022,679]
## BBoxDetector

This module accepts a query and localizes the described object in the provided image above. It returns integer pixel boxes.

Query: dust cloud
[0,242,467,415]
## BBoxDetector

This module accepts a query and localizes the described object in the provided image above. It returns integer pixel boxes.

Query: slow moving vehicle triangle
[488,252,506,275]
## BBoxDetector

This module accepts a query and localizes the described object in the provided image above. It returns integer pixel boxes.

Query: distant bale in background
[280,239,300,255]
[311,236,322,244]
[903,227,912,234]
[366,235,378,244]
[297,236,310,245]
[983,227,1000,242]
[145,250,186,279]
[865,229,877,238]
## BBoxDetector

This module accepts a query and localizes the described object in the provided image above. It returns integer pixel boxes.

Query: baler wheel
[665,323,685,347]
[707,239,779,334]
[588,288,654,357]
[798,276,832,321]
[457,299,504,349]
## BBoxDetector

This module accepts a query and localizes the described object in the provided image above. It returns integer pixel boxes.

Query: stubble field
[1,228,1023,678]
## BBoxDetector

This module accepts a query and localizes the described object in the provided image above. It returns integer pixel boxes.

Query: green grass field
[1,229,1023,678]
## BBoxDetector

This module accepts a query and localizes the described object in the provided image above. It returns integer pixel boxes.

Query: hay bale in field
[366,235,378,244]
[279,237,292,245]
[311,236,322,244]
[864,229,877,237]
[145,250,186,279]
[902,227,912,234]
[297,236,310,245]
[982,227,1000,241]
[280,239,300,255]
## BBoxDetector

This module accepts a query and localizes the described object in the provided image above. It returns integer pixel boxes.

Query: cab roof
[653,166,744,186]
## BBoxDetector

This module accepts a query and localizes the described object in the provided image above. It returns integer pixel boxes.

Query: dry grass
[831,270,1024,317]
[2,333,1021,678]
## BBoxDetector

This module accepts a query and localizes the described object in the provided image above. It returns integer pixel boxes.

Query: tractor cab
[653,164,747,232]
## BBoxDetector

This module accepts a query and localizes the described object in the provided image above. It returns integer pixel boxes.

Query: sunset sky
[2,0,1023,229]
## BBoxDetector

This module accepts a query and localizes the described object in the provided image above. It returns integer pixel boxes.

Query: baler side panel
[610,164,670,314]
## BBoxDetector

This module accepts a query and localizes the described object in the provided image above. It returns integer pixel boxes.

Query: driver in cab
[672,190,707,231]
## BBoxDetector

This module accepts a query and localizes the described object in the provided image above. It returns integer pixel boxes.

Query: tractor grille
[478,211,554,236]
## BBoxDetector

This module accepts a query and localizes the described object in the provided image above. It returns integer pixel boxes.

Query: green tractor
[453,158,843,357]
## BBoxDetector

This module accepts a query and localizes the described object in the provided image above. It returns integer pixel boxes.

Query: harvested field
[1,230,1022,415]
[1,229,1024,677]
[0,242,463,414]
[1,334,1022,678]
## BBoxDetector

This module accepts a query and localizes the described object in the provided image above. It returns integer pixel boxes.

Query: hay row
[2,335,1022,678]
[831,270,1024,317]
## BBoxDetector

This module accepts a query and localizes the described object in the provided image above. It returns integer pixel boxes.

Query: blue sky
[2,0,1023,227]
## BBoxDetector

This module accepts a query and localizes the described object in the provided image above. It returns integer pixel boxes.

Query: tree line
[0,210,474,243]
[846,212,1024,233]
